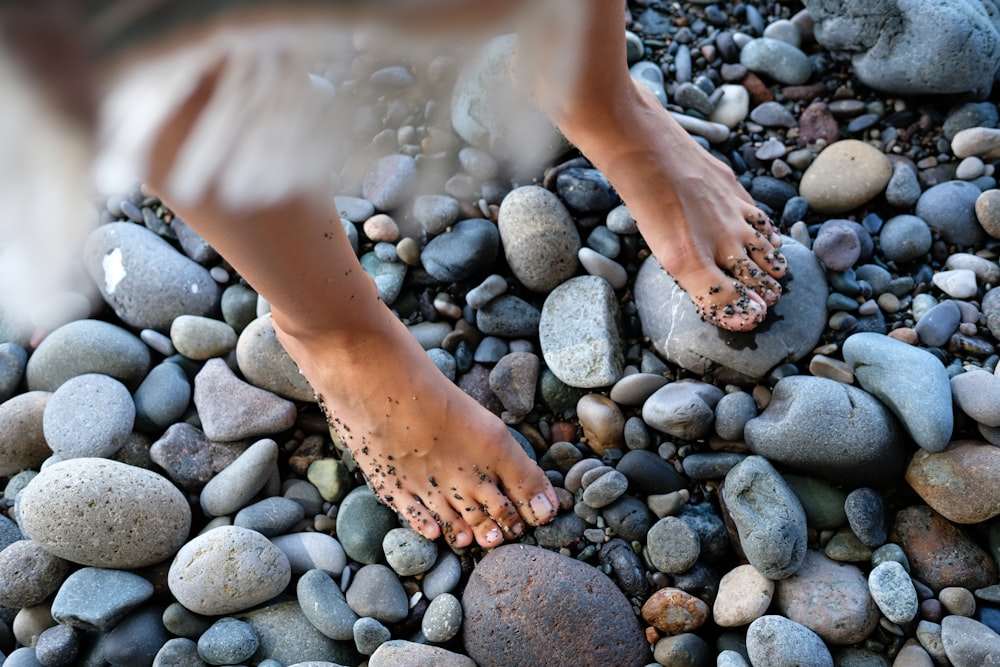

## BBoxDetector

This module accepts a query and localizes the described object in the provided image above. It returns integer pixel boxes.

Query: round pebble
[422,593,462,642]
[646,516,701,574]
[382,528,438,576]
[197,617,259,665]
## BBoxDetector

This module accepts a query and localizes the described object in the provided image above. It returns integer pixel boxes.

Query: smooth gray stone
[746,615,833,667]
[916,180,988,248]
[370,640,475,667]
[844,487,888,547]
[34,624,80,667]
[83,222,219,331]
[476,295,540,338]
[26,319,150,392]
[714,391,758,441]
[42,373,134,459]
[234,315,313,401]
[133,362,191,432]
[360,251,406,305]
[744,375,906,486]
[879,214,932,263]
[422,552,462,600]
[382,528,437,577]
[335,486,398,565]
[941,615,1000,666]
[739,37,811,84]
[629,60,667,105]
[804,0,1000,95]
[102,605,171,667]
[951,369,1000,427]
[193,359,297,442]
[634,238,827,382]
[233,497,305,537]
[421,593,462,642]
[296,569,358,641]
[334,196,375,223]
[345,565,408,624]
[353,616,390,656]
[271,533,346,576]
[497,186,580,292]
[197,618,259,666]
[421,218,499,283]
[723,456,808,579]
[153,638,206,667]
[0,539,71,608]
[914,300,962,347]
[411,194,460,236]
[237,600,358,666]
[868,561,918,624]
[841,332,953,452]
[51,568,154,632]
[200,438,278,517]
[361,154,416,212]
[0,343,26,403]
[642,379,723,440]
[885,162,922,208]
[539,276,624,388]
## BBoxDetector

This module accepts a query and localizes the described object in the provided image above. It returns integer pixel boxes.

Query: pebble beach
[4,1,1000,665]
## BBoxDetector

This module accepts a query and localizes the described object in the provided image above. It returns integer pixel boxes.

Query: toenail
[485,528,503,544]
[529,494,555,519]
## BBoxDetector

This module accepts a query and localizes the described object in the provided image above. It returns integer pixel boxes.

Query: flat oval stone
[335,486,399,565]
[234,497,305,537]
[197,617,259,666]
[236,599,357,666]
[0,392,51,477]
[362,154,416,211]
[906,440,1000,523]
[200,438,279,517]
[270,533,346,576]
[382,528,437,577]
[83,222,220,331]
[296,568,358,641]
[0,540,71,608]
[345,564,408,624]
[714,563,774,627]
[133,361,191,432]
[641,587,710,635]
[170,315,237,360]
[916,180,987,248]
[539,276,624,388]
[26,319,150,392]
[740,37,811,84]
[951,370,1000,427]
[576,393,625,455]
[462,544,649,666]
[235,316,315,402]
[746,615,833,667]
[18,458,191,568]
[168,526,291,616]
[421,218,499,283]
[800,140,892,214]
[42,373,135,459]
[51,568,154,632]
[869,560,918,625]
[498,186,580,292]
[722,456,808,579]
[370,640,476,667]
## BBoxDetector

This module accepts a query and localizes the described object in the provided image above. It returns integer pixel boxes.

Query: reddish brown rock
[797,100,839,147]
[741,72,774,106]
[462,545,649,666]
[641,587,710,635]
[905,440,1000,523]
[576,393,626,455]
[891,505,998,593]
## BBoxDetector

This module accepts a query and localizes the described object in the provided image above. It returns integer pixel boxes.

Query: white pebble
[932,269,978,299]
[956,156,986,180]
[210,266,230,283]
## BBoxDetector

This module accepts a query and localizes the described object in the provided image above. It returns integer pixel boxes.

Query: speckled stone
[713,564,775,627]
[0,392,51,477]
[42,373,135,459]
[18,458,191,568]
[905,440,1000,524]
[746,615,833,667]
[642,587,711,635]
[26,319,150,392]
[370,640,476,667]
[0,540,71,608]
[497,186,580,292]
[200,438,279,517]
[236,315,315,402]
[193,359,297,442]
[236,600,358,665]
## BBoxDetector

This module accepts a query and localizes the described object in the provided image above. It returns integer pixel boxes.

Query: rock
[0,540,70,608]
[335,486,399,565]
[168,526,291,616]
[914,300,962,348]
[133,362,191,432]
[0,343,26,403]
[744,375,906,486]
[102,605,171,667]
[714,564,775,627]
[891,505,998,592]
[722,456,808,579]
[642,380,723,441]
[714,390,758,441]
[746,615,833,667]
[813,219,861,270]
[641,587,710,635]
[26,319,150,392]
[710,84,750,128]
[170,315,236,360]
[370,640,476,667]
[842,332,953,452]
[360,251,406,305]
[952,370,1000,427]
[149,423,241,492]
[539,276,624,388]
[869,560,918,626]
[234,497,305,537]
[0,392,51,477]
[462,544,649,666]
[362,154,416,211]
[916,180,988,248]
[804,0,1000,95]
[775,550,880,644]
[954,127,1000,161]
[421,218,499,283]
[236,600,358,666]
[18,458,190,568]
[488,352,539,418]
[345,564,408,624]
[42,373,134,459]
[382,528,437,577]
[941,615,1000,666]
[844,487,888,547]
[296,569,358,641]
[497,186,580,292]
[799,140,892,214]
[575,394,625,455]
[630,60,667,105]
[50,568,153,632]
[193,358,297,442]
[646,517,701,574]
[739,37,812,84]
[271,533,346,576]
[83,222,219,331]
[906,440,1000,523]
[236,315,314,401]
[886,162,923,208]
[450,34,564,167]
[634,238,827,382]
[200,438,279,516]
[421,592,463,643]
[616,449,685,496]
[197,618,259,666]
[555,168,617,214]
[879,215,933,264]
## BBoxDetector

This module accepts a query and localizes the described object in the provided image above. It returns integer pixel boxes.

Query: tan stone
[905,440,1000,523]
[576,393,625,455]
[641,587,710,635]
[799,139,892,214]
[713,564,774,627]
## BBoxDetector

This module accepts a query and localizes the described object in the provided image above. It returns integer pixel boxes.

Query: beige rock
[976,189,1000,239]
[953,127,1000,161]
[799,139,892,214]
[713,564,774,627]
[0,392,51,477]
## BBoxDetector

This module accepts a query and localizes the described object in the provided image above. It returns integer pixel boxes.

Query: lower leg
[144,69,557,549]
[523,0,787,331]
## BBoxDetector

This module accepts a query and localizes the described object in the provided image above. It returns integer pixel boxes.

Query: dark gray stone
[421,218,499,283]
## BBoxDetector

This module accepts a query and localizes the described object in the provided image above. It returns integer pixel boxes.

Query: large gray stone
[634,238,827,382]
[236,315,314,402]
[804,0,1000,95]
[497,186,580,292]
[744,376,906,487]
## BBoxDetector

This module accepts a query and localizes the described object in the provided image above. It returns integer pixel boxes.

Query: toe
[418,491,474,548]
[694,283,766,332]
[473,484,525,539]
[458,502,508,548]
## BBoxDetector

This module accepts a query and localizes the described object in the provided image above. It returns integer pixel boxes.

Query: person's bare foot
[272,307,559,549]
[560,82,788,332]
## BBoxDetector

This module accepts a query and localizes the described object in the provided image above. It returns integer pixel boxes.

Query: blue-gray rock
[615,449,685,496]
[642,379,723,440]
[42,373,134,459]
[170,315,237,361]
[345,564,409,624]
[941,615,1000,666]
[233,497,305,537]
[804,0,1000,95]
[681,452,748,480]
[271,533,346,576]
[869,561,918,624]
[421,218,499,283]
[944,102,1000,140]
[635,238,827,382]
[51,568,154,632]
[539,276,624,388]
[0,392,51,477]
[370,640,476,667]
[200,438,278,516]
[83,222,219,331]
[422,593,463,643]
[296,569,358,641]
[582,469,629,509]
[153,638,205,667]
[746,615,833,666]
[0,343,25,403]
[555,168,617,214]
[629,60,667,105]
[197,618,259,665]
[466,274,508,310]
[844,487,888,548]
[237,600,358,666]
[879,214,932,263]
[497,186,580,292]
[18,458,191,568]
[103,605,171,667]
[34,624,79,667]
[362,154,416,211]
[750,175,799,212]
[451,34,565,166]
[842,332,953,452]
[133,362,191,432]
[353,616,391,656]
[168,526,291,616]
[235,315,315,402]
[477,294,541,338]
[602,495,655,542]
[646,516,701,574]
[0,540,71,608]
[885,162,923,208]
[382,528,437,577]
[914,300,962,348]
[745,375,906,486]
[336,486,399,565]
[674,81,714,115]
[193,359,297,442]
[220,283,258,333]
[714,391,758,441]
[411,194,460,237]
[360,251,406,305]
[951,369,1000,426]
[723,456,808,579]
[26,319,150,392]
[335,196,375,223]
[585,226,620,259]
[916,180,988,247]
[534,512,588,549]
[739,37,812,84]
[423,552,462,600]
[2,648,42,667]
[679,502,730,562]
